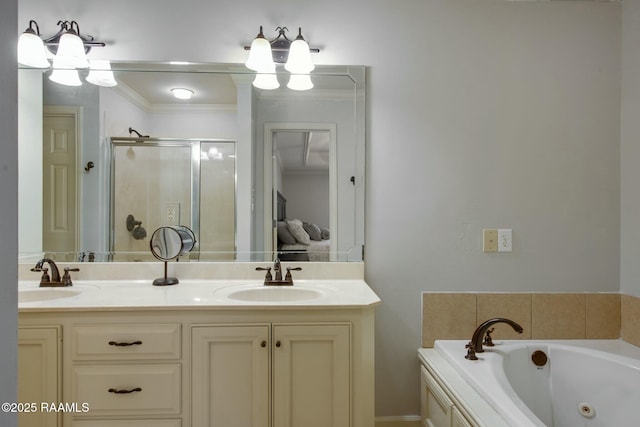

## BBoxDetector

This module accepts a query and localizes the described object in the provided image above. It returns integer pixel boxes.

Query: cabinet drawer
[72,324,181,360]
[71,364,181,417]
[72,421,181,427]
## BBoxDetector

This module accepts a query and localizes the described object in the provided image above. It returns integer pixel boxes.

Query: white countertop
[18,279,381,312]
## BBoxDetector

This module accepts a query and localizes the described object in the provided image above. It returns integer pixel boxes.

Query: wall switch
[482,229,498,252]
[498,229,513,252]
[166,202,180,225]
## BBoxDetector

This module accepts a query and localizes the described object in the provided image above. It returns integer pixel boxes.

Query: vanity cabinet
[18,326,61,427]
[19,298,376,427]
[192,323,350,427]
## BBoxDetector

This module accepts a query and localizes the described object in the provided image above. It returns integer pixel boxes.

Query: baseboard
[375,415,422,427]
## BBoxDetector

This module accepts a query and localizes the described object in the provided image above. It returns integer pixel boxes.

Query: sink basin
[225,286,323,302]
[19,288,82,303]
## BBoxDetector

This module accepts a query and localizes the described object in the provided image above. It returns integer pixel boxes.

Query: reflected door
[42,110,78,255]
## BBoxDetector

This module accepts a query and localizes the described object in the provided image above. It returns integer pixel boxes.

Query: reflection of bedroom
[275,130,331,261]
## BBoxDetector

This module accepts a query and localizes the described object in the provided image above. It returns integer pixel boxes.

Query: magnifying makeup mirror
[149,225,196,286]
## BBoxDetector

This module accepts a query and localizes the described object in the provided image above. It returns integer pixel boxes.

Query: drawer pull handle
[260,340,267,347]
[108,387,142,394]
[275,340,282,348]
[108,340,143,347]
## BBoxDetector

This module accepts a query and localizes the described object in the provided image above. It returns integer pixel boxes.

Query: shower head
[132,225,147,240]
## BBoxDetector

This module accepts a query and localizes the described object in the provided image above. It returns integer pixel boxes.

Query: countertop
[18,279,381,312]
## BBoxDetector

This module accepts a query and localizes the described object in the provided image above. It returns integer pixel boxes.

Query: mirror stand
[153,261,179,286]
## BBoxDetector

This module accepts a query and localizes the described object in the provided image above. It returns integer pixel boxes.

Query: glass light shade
[245,37,275,72]
[17,31,50,68]
[171,88,194,100]
[86,60,117,87]
[56,32,89,68]
[49,59,82,86]
[285,38,314,73]
[253,71,280,90]
[287,73,313,91]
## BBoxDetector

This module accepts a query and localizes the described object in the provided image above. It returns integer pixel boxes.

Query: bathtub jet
[465,317,524,360]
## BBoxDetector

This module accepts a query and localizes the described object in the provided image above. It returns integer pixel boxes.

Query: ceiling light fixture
[171,88,195,100]
[244,26,318,90]
[18,20,114,87]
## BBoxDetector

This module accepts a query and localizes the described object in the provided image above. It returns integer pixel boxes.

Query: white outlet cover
[498,229,512,252]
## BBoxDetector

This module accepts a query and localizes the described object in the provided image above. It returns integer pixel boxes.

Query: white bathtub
[433,339,640,427]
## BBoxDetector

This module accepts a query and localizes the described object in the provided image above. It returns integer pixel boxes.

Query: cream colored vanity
[18,277,379,427]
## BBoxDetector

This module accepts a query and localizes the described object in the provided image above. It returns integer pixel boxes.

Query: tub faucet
[465,318,523,360]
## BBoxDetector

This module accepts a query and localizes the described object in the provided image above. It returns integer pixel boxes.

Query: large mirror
[18,62,365,262]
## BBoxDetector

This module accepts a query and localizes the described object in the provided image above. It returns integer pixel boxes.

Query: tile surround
[422,292,624,348]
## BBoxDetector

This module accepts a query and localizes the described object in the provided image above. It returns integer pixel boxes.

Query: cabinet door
[272,324,350,427]
[18,326,61,427]
[452,407,474,427]
[191,325,270,427]
[421,366,453,427]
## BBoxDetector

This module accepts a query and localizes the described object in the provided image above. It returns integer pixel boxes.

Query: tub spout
[465,318,524,360]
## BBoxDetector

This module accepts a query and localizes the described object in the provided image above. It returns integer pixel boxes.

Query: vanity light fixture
[244,26,318,90]
[18,20,114,87]
[171,88,195,100]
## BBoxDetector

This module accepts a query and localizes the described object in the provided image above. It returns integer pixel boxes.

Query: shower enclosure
[109,138,236,261]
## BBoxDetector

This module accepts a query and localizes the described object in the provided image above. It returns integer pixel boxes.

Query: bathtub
[431,340,640,427]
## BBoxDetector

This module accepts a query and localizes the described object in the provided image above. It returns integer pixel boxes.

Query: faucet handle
[256,267,273,282]
[62,267,80,286]
[31,266,50,285]
[482,328,495,347]
[464,342,478,360]
[284,267,302,282]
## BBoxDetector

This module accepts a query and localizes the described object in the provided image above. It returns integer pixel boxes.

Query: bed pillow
[277,221,297,245]
[303,222,322,241]
[286,218,311,245]
[321,227,330,240]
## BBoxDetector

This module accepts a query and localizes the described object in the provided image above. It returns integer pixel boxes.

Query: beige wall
[423,292,640,349]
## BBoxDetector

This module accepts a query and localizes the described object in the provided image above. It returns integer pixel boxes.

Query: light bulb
[245,27,275,72]
[55,31,89,69]
[285,38,314,74]
[49,59,82,86]
[287,73,313,91]
[17,30,50,68]
[171,88,194,100]
[86,60,117,87]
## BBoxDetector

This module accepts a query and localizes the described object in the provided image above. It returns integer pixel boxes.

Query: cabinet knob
[260,340,267,348]
[275,340,282,348]
[108,387,142,394]
[108,340,143,347]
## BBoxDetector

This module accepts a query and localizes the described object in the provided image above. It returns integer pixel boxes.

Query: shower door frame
[108,137,236,255]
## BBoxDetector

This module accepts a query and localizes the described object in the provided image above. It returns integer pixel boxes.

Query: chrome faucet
[465,318,523,360]
[31,258,79,287]
[256,257,302,286]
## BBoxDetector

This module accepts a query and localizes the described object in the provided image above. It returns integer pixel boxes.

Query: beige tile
[586,293,620,339]
[621,294,640,346]
[531,294,586,339]
[476,294,531,340]
[422,293,476,348]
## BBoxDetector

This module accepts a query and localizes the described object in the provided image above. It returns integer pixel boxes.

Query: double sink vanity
[17,261,380,427]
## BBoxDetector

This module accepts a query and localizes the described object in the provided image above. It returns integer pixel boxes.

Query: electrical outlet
[498,229,512,252]
[483,229,498,252]
[166,202,180,225]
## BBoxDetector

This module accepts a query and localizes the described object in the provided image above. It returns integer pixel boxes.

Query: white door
[42,108,78,255]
